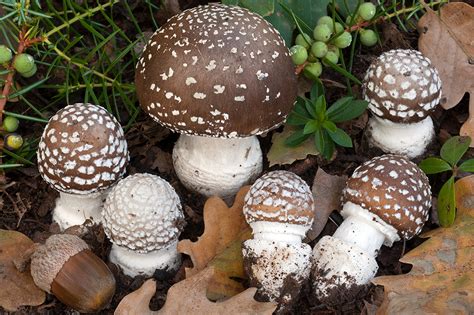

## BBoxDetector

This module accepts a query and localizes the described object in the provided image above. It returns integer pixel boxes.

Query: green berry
[334,22,344,34]
[311,41,328,58]
[313,24,332,42]
[333,31,352,49]
[289,45,308,65]
[4,133,23,151]
[0,45,13,64]
[295,33,313,49]
[21,63,37,78]
[2,116,19,133]
[327,45,340,58]
[303,62,323,80]
[358,3,376,21]
[360,29,378,47]
[318,16,334,28]
[323,51,339,66]
[13,53,35,74]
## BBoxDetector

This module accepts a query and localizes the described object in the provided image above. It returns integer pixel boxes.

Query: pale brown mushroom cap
[342,154,431,239]
[135,4,297,138]
[37,103,129,195]
[243,170,314,228]
[362,49,442,123]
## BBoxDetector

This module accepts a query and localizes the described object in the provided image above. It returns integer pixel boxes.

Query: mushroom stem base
[366,115,434,159]
[53,191,105,230]
[173,135,263,200]
[109,241,180,277]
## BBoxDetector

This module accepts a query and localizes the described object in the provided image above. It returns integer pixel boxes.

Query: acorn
[30,234,116,313]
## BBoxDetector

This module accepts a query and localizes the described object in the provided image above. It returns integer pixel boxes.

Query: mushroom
[242,171,314,306]
[311,154,431,305]
[37,103,129,230]
[30,234,116,313]
[135,4,297,200]
[362,49,442,158]
[101,173,184,277]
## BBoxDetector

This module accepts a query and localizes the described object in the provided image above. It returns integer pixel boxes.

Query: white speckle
[185,77,197,85]
[193,92,206,99]
[213,85,225,94]
[234,96,245,102]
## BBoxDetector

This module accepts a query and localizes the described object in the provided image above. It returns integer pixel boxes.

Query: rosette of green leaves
[419,136,474,227]
[284,84,368,160]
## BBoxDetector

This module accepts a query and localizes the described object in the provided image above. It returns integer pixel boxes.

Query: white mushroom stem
[173,134,263,200]
[367,115,434,159]
[311,202,400,301]
[250,221,307,244]
[109,241,181,277]
[53,191,105,230]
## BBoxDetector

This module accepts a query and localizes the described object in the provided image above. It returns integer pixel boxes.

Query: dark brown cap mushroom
[37,103,128,194]
[135,4,297,138]
[362,49,442,123]
[342,154,431,240]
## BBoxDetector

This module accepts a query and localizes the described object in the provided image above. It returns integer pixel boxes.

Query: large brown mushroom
[311,154,431,305]
[363,49,442,158]
[135,4,297,199]
[37,103,129,230]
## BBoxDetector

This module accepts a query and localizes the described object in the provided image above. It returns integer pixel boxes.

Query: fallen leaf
[115,267,277,315]
[177,186,251,300]
[372,175,474,314]
[306,168,347,242]
[418,3,474,144]
[0,229,45,311]
[267,126,319,167]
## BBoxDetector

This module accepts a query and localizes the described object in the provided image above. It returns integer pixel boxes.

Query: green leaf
[314,128,325,155]
[240,0,275,16]
[222,0,239,4]
[286,112,311,126]
[437,176,456,227]
[303,120,319,135]
[285,129,312,147]
[459,159,474,173]
[304,98,317,119]
[335,0,360,17]
[419,157,452,175]
[327,128,353,147]
[265,4,294,46]
[293,97,310,117]
[321,129,335,160]
[327,98,368,123]
[440,136,471,167]
[314,95,326,120]
[281,0,331,31]
[310,79,324,101]
[322,120,337,132]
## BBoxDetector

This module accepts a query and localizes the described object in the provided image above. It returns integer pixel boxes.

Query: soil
[0,1,470,314]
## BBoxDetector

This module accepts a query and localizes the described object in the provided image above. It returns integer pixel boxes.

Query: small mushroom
[311,154,431,305]
[37,103,129,230]
[30,234,116,313]
[242,171,314,306]
[135,4,297,200]
[362,49,442,158]
[101,173,184,277]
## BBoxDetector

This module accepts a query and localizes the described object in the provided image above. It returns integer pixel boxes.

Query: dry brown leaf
[372,175,474,314]
[306,168,347,241]
[177,186,251,299]
[267,126,319,167]
[0,229,45,311]
[115,267,277,315]
[418,3,474,143]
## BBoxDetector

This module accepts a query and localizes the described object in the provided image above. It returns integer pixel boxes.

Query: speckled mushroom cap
[30,234,89,293]
[135,4,297,138]
[243,170,314,228]
[37,103,129,195]
[342,154,431,239]
[102,173,184,253]
[362,49,442,123]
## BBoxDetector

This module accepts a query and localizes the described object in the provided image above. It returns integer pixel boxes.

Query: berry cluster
[289,2,378,79]
[0,45,37,78]
[2,116,23,151]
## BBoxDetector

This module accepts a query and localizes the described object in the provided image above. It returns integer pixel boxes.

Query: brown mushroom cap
[362,49,442,123]
[342,154,431,239]
[135,4,297,138]
[37,103,129,195]
[244,170,314,228]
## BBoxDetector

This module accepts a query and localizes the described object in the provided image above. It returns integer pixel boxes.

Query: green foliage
[285,81,367,160]
[419,136,474,227]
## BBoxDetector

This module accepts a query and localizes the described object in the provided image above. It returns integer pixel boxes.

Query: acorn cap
[37,103,129,195]
[362,49,442,123]
[243,170,314,228]
[342,154,431,240]
[102,173,184,253]
[135,4,297,138]
[30,234,89,293]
